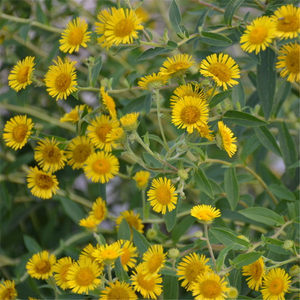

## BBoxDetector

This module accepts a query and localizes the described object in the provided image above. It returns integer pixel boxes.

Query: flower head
[133,170,151,190]
[199,53,240,90]
[160,54,194,77]
[116,210,144,234]
[100,280,137,300]
[100,87,117,119]
[90,197,107,223]
[0,280,17,300]
[79,215,99,231]
[217,121,237,158]
[8,56,35,92]
[53,257,74,290]
[170,83,205,105]
[191,204,221,223]
[138,72,169,90]
[92,242,123,265]
[196,123,214,141]
[60,104,92,123]
[3,115,34,150]
[142,245,166,275]
[120,112,140,131]
[242,257,265,291]
[59,17,91,53]
[117,240,138,271]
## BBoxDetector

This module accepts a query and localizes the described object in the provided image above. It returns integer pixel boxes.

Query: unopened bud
[178,169,189,180]
[146,228,157,240]
[227,287,238,299]
[237,235,250,243]
[289,265,300,277]
[168,248,180,259]
[283,240,294,250]
[194,231,203,238]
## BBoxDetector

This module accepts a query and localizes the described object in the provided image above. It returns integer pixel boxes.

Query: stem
[267,257,299,269]
[207,83,217,103]
[107,264,113,282]
[204,223,217,269]
[142,189,149,220]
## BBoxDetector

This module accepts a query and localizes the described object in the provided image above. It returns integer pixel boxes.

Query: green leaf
[90,56,102,87]
[163,275,178,300]
[117,219,131,240]
[195,169,213,199]
[164,196,181,232]
[171,216,195,243]
[231,252,262,268]
[257,48,276,119]
[115,258,129,283]
[138,47,171,61]
[269,184,295,201]
[254,126,282,157]
[201,31,232,47]
[132,228,150,255]
[224,0,245,26]
[239,207,284,226]
[57,196,85,223]
[216,245,233,272]
[224,168,239,210]
[232,81,245,107]
[223,111,267,127]
[209,90,231,108]
[169,0,182,33]
[36,2,48,24]
[273,81,291,116]
[24,235,42,253]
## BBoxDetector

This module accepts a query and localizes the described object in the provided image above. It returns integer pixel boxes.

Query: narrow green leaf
[171,216,195,243]
[57,196,85,223]
[257,48,276,119]
[273,81,291,116]
[224,168,239,210]
[223,110,267,127]
[169,0,182,33]
[209,90,231,108]
[163,275,178,300]
[36,2,48,24]
[24,235,42,253]
[232,81,245,107]
[254,126,282,157]
[132,228,150,254]
[115,258,129,283]
[216,245,233,272]
[201,31,232,47]
[239,207,284,226]
[269,184,295,201]
[138,47,171,61]
[164,196,181,232]
[117,219,131,240]
[19,24,31,41]
[231,252,262,268]
[91,56,102,87]
[224,0,245,26]
[195,169,213,199]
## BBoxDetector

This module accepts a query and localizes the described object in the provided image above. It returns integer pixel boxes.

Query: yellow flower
[271,4,300,39]
[191,204,221,224]
[53,257,74,290]
[26,250,56,280]
[83,151,119,183]
[171,95,209,134]
[95,7,144,48]
[90,197,107,223]
[0,280,17,300]
[27,166,59,199]
[100,280,137,300]
[106,127,125,144]
[116,210,144,234]
[261,268,291,300]
[34,137,66,173]
[131,263,163,299]
[44,57,77,100]
[79,244,97,261]
[79,215,99,231]
[177,253,212,291]
[276,42,300,83]
[227,287,239,299]
[191,272,229,300]
[138,72,169,90]
[135,7,150,23]
[66,257,102,294]
[170,83,205,105]
[59,17,91,53]
[120,112,140,131]
[3,115,34,150]
[147,177,178,214]
[142,244,166,275]
[160,54,194,77]
[242,257,265,291]
[196,123,214,141]
[240,16,277,54]
[87,115,120,152]
[217,121,237,158]
[66,136,94,169]
[100,87,117,119]
[60,104,92,123]
[117,240,138,271]
[92,242,123,265]
[200,53,240,90]
[8,56,35,92]
[133,170,151,190]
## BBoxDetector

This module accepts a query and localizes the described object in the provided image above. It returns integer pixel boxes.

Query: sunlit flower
[59,17,91,53]
[120,112,140,131]
[60,104,92,123]
[242,257,265,291]
[170,83,205,105]
[196,123,214,141]
[133,170,151,190]
[8,56,35,92]
[217,121,237,158]
[200,53,240,90]
[138,72,169,90]
[116,210,144,234]
[79,215,99,231]
[100,280,137,300]
[90,197,107,223]
[92,242,123,265]
[100,87,117,119]
[0,280,17,300]
[135,7,150,23]
[142,244,166,275]
[3,115,34,150]
[160,54,194,77]
[191,204,221,224]
[106,127,125,144]
[53,257,74,290]
[117,240,138,271]
[79,244,97,261]
[227,287,239,299]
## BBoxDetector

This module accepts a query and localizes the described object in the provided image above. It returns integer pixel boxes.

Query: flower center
[55,73,71,92]
[137,273,155,291]
[196,210,214,221]
[96,124,112,142]
[269,278,284,295]
[155,185,171,205]
[102,249,119,260]
[208,62,232,82]
[1,288,15,300]
[286,49,300,74]
[75,267,95,286]
[277,15,299,32]
[167,62,189,75]
[92,159,111,174]
[249,26,268,44]
[200,279,222,298]
[107,287,129,300]
[36,174,54,190]
[250,262,263,280]
[12,124,28,143]
[94,205,105,220]
[147,254,163,273]
[44,146,61,163]
[121,248,131,265]
[17,66,30,83]
[180,105,200,124]
[114,19,134,37]
[68,28,84,45]
[35,260,51,274]
[59,264,72,282]
[126,216,140,230]
[185,262,206,282]
[73,144,91,163]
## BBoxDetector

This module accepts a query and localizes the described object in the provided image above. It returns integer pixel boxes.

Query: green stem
[207,83,217,102]
[267,257,299,269]
[142,189,149,220]
[204,223,217,269]
[107,264,113,282]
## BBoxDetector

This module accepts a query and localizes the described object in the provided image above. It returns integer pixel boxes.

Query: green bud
[146,228,157,240]
[194,230,203,238]
[168,248,180,259]
[237,235,250,243]
[227,287,238,299]
[283,240,294,250]
[178,169,189,181]
[289,265,300,277]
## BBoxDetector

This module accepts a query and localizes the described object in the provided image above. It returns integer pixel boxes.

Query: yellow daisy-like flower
[271,4,300,40]
[53,257,74,290]
[8,56,35,92]
[117,240,138,271]
[100,280,137,300]
[261,268,291,300]
[66,257,101,294]
[240,16,277,54]
[276,42,300,83]
[170,83,205,105]
[27,166,59,199]
[87,115,120,152]
[95,7,144,48]
[26,250,56,280]
[138,72,169,90]
[90,197,107,223]
[147,177,178,214]
[116,210,144,234]
[59,17,91,53]
[191,204,221,224]
[79,215,99,231]
[171,95,209,134]
[34,137,66,173]
[142,244,166,275]
[66,136,94,169]
[133,170,151,190]
[100,87,117,119]
[3,115,34,150]
[217,121,237,158]
[199,53,240,90]
[135,7,150,23]
[191,272,229,300]
[196,123,214,141]
[131,263,163,299]
[92,242,123,265]
[242,257,265,291]
[0,280,17,300]
[160,54,194,77]
[83,151,119,183]
[106,127,125,144]
[177,253,212,291]
[79,244,97,261]
[60,104,92,123]
[44,57,77,100]
[120,112,140,131]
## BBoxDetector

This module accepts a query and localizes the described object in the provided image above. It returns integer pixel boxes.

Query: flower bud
[146,228,157,240]
[283,240,294,250]
[178,169,189,181]
[168,248,180,259]
[237,235,250,243]
[227,287,238,299]
[289,265,300,277]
